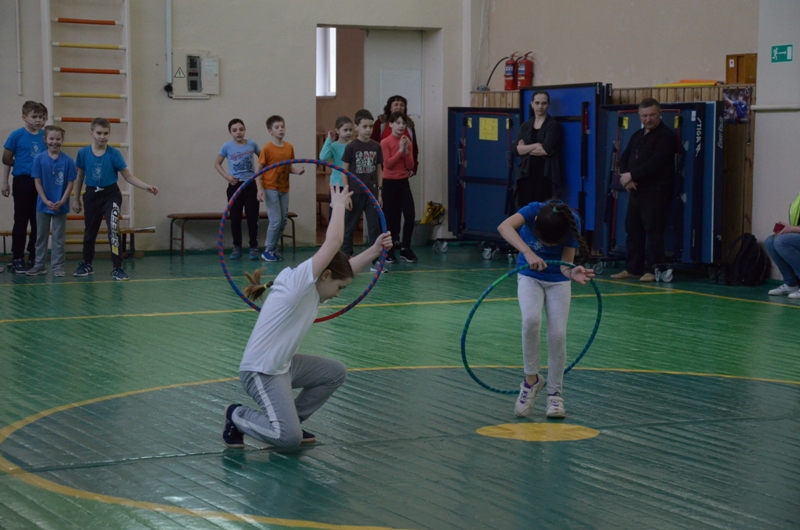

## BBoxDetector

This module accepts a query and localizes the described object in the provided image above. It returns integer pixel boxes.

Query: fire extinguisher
[517,52,534,88]
[504,52,519,91]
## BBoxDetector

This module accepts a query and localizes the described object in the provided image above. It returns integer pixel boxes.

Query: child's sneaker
[26,265,47,276]
[230,246,242,260]
[301,429,316,444]
[110,267,129,281]
[9,259,30,274]
[385,249,398,264]
[545,394,566,419]
[768,284,799,296]
[261,249,281,262]
[249,247,260,260]
[514,376,544,417]
[223,404,245,448]
[53,269,66,278]
[400,248,418,263]
[789,291,800,300]
[73,262,94,277]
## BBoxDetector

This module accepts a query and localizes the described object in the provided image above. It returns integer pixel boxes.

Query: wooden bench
[168,211,297,256]
[1,218,155,257]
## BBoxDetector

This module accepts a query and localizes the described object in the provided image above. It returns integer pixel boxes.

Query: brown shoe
[610,270,636,279]
[639,273,656,282]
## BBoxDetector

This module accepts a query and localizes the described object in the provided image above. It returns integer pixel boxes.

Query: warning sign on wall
[174,67,185,79]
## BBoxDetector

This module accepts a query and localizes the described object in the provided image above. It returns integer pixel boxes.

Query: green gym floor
[1,245,799,530]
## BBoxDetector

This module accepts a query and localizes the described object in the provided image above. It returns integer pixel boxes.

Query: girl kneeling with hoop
[223,185,392,450]
[497,201,594,419]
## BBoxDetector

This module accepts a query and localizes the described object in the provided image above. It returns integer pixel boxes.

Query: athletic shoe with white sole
[768,284,799,296]
[223,404,245,448]
[546,395,566,419]
[514,376,544,417]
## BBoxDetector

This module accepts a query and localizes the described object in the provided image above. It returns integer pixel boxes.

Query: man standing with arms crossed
[611,98,676,282]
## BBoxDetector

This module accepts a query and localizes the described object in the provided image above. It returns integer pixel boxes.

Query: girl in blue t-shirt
[497,200,594,419]
[318,116,353,189]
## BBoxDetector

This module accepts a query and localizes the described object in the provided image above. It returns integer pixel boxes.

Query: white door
[364,30,424,221]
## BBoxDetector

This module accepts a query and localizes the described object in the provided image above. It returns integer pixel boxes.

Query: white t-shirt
[239,259,319,375]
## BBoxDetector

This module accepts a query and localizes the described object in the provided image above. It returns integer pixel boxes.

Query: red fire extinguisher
[517,52,534,88]
[504,52,519,91]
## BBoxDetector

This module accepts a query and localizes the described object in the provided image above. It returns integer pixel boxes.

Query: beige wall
[752,0,800,279]
[476,0,759,91]
[1,0,464,250]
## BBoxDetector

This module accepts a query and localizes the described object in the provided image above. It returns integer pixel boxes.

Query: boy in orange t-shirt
[255,115,305,261]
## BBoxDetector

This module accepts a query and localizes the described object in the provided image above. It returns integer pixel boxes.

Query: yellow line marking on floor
[1,366,796,529]
[0,291,670,324]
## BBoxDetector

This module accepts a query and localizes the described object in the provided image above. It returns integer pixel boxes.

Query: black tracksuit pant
[82,184,123,268]
[11,175,37,261]
[383,178,415,249]
[226,180,259,249]
[624,184,671,275]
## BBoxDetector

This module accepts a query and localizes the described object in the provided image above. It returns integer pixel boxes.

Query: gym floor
[1,245,799,530]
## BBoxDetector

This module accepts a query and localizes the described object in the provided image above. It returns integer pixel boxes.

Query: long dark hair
[243,252,354,301]
[533,201,589,264]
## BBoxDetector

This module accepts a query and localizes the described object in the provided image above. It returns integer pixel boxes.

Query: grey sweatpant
[518,274,571,396]
[234,354,347,450]
[34,211,67,272]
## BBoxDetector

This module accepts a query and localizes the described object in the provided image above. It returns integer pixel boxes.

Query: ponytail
[243,268,273,301]
[534,201,590,265]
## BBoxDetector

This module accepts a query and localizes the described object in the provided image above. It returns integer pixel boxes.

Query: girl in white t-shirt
[223,185,392,450]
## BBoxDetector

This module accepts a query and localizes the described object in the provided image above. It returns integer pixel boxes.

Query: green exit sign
[771,44,793,63]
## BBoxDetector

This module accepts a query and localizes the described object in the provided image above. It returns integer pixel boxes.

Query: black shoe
[385,250,398,264]
[301,429,316,444]
[400,247,418,263]
[9,259,30,274]
[223,404,245,448]
[73,262,94,277]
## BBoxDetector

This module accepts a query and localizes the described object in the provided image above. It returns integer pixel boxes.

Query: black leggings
[11,175,37,260]
[383,179,415,248]
[226,180,259,248]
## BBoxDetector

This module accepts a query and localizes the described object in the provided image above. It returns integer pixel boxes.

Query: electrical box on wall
[171,49,220,97]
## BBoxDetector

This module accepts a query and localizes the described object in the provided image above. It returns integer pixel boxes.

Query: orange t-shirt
[258,141,295,192]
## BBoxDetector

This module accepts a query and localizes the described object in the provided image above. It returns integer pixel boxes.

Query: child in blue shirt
[72,118,159,281]
[27,126,77,277]
[318,116,353,189]
[498,200,594,419]
[214,119,261,260]
[2,101,47,273]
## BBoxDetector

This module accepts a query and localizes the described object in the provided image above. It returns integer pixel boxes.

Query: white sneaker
[545,395,566,419]
[768,284,799,296]
[789,291,800,300]
[514,377,544,417]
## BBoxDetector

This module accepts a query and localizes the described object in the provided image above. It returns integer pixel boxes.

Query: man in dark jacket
[611,98,676,282]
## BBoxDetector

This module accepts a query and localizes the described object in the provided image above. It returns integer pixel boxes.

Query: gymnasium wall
[475,0,759,90]
[0,0,767,252]
[752,0,800,278]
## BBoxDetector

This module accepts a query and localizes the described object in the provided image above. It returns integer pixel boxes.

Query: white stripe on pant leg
[250,375,281,440]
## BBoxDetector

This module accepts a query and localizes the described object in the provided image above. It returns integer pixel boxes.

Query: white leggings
[518,275,571,395]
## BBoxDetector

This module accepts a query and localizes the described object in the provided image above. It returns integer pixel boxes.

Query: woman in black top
[515,90,562,207]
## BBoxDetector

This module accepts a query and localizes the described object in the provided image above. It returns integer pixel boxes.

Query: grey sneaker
[26,265,47,276]
[514,376,544,417]
[230,246,242,260]
[249,247,260,260]
[53,269,66,277]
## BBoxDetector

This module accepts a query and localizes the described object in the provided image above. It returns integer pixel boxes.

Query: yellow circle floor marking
[477,423,600,442]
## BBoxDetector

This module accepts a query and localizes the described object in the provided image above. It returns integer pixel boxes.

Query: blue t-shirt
[76,145,127,188]
[516,201,581,282]
[3,128,47,176]
[32,152,77,215]
[219,139,260,181]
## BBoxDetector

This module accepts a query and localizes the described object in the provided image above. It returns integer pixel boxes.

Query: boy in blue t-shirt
[27,126,77,277]
[2,101,47,273]
[214,119,261,260]
[72,118,159,281]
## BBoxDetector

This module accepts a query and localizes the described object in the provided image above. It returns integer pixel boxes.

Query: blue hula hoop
[461,260,602,394]
[218,158,387,323]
